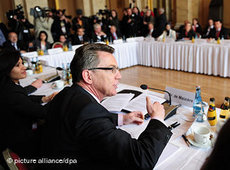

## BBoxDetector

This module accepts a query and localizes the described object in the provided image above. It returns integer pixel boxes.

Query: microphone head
[140,84,148,90]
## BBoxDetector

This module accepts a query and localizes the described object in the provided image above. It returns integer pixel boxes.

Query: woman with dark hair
[201,119,230,170]
[34,31,51,51]
[108,10,120,34]
[0,50,56,158]
[192,18,203,37]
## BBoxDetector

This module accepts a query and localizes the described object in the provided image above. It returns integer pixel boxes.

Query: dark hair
[201,119,230,170]
[0,49,21,85]
[38,31,48,42]
[70,44,114,83]
[111,10,118,19]
[215,19,222,23]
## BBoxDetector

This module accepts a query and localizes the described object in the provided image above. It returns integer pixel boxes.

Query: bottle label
[208,116,216,121]
[220,115,226,119]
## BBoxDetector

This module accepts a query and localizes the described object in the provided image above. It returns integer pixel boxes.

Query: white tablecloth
[140,40,230,77]
[23,40,230,77]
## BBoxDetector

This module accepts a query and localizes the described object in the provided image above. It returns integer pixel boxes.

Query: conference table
[23,38,230,77]
[20,67,221,170]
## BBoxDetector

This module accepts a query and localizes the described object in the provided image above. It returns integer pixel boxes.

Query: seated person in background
[177,22,196,40]
[72,27,89,45]
[158,23,176,41]
[208,19,228,40]
[107,25,122,42]
[145,22,157,38]
[0,50,57,159]
[3,32,27,53]
[52,34,69,48]
[203,19,215,38]
[178,20,189,36]
[192,18,203,38]
[201,119,230,170]
[41,44,172,170]
[34,31,51,51]
[91,23,107,42]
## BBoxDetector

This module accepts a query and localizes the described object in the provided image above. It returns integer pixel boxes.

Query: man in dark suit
[155,8,167,38]
[91,23,107,42]
[72,27,89,45]
[3,32,27,52]
[107,25,122,42]
[177,22,196,40]
[145,22,157,38]
[208,19,228,40]
[41,44,172,170]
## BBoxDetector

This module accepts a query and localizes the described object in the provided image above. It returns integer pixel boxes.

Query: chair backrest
[52,42,63,49]
[2,148,28,170]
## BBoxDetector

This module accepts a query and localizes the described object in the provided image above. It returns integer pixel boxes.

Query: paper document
[101,93,134,111]
[123,93,166,114]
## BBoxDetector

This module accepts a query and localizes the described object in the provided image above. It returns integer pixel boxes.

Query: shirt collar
[83,88,100,103]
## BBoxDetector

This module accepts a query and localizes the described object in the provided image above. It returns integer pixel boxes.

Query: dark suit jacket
[91,32,107,42]
[155,14,167,37]
[178,30,196,40]
[0,79,47,158]
[208,27,228,40]
[3,40,27,51]
[41,84,172,170]
[107,31,122,41]
[71,34,89,45]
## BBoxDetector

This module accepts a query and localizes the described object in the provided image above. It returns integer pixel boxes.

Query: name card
[48,48,63,55]
[113,39,123,44]
[165,86,195,107]
[126,38,136,43]
[21,51,38,58]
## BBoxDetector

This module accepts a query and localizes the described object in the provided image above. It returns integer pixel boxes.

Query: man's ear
[81,70,92,84]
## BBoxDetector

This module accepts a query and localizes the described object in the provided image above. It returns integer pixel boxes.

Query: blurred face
[90,51,121,97]
[10,58,26,83]
[127,9,132,16]
[9,32,18,43]
[110,26,116,33]
[185,23,191,32]
[146,10,151,16]
[133,7,138,14]
[148,23,154,30]
[193,19,198,25]
[77,28,84,36]
[208,19,213,26]
[94,25,101,33]
[215,21,222,30]
[40,33,47,41]
[111,11,116,17]
[59,35,66,43]
[166,24,171,30]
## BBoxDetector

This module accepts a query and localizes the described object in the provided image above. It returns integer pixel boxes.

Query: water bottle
[193,86,203,118]
[62,63,66,81]
[68,41,72,51]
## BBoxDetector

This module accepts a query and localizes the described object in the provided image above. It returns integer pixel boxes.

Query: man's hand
[31,79,43,89]
[146,97,165,121]
[123,111,144,125]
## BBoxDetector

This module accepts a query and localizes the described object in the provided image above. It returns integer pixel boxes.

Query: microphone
[140,84,172,105]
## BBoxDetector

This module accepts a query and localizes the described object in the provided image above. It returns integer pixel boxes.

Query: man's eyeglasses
[88,66,119,74]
